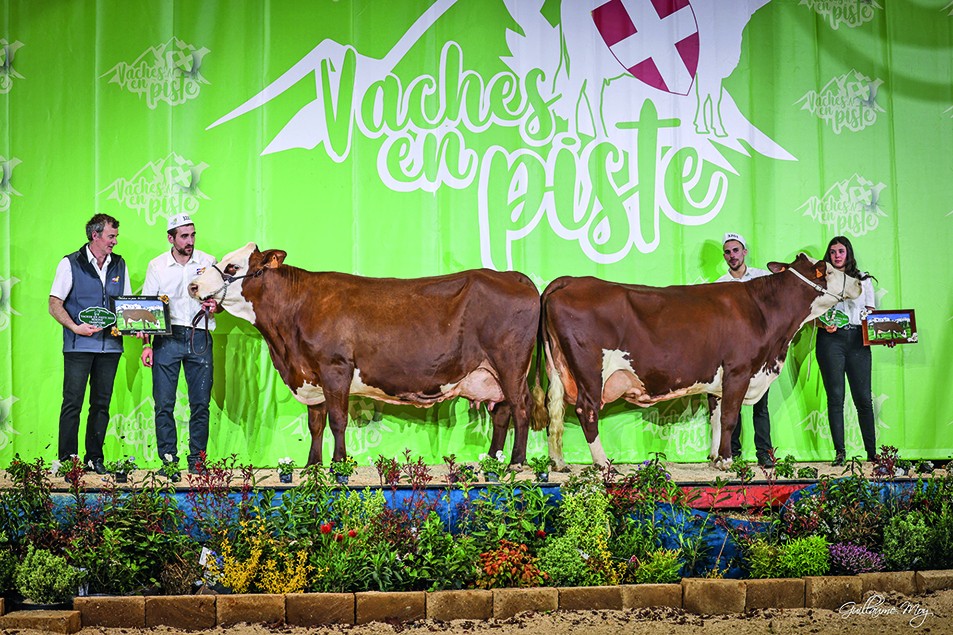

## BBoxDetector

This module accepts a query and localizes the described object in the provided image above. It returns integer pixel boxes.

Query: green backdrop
[1,0,951,468]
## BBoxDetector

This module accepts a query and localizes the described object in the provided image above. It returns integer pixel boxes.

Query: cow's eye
[224,264,239,276]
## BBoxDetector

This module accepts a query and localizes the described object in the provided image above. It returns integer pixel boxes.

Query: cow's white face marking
[293,381,326,405]
[189,242,258,324]
[802,258,863,326]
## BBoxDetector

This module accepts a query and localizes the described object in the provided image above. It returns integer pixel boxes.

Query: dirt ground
[5,588,949,635]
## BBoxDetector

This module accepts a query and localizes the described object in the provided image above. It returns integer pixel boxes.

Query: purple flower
[829,542,885,575]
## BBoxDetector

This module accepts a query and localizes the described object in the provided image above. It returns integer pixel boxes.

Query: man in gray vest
[715,232,775,469]
[49,214,131,474]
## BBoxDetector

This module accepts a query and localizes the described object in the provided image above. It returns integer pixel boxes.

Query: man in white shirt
[49,214,132,474]
[141,214,219,479]
[715,232,775,468]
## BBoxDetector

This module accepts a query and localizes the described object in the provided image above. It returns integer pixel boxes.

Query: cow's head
[188,242,286,324]
[768,253,862,321]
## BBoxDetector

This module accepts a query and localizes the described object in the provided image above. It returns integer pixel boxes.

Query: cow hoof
[553,462,571,473]
[507,463,524,473]
[710,456,732,471]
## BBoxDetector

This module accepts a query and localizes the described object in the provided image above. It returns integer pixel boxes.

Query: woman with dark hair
[816,236,877,466]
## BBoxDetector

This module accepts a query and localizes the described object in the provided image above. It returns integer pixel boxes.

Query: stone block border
[0,570,948,629]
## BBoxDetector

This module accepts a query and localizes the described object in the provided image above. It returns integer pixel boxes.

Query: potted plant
[14,545,85,610]
[105,456,137,483]
[478,450,507,483]
[330,456,357,485]
[528,455,551,482]
[160,454,181,483]
[277,457,294,484]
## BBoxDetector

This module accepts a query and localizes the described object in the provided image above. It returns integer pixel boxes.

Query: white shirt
[142,249,218,329]
[50,246,133,300]
[715,266,771,283]
[830,276,876,326]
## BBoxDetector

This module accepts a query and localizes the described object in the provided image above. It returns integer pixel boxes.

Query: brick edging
[60,569,953,627]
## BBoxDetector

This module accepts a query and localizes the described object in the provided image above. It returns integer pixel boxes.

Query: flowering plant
[105,456,138,474]
[478,450,507,476]
[828,542,885,575]
[277,457,294,477]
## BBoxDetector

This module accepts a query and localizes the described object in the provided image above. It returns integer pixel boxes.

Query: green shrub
[744,537,782,579]
[929,503,953,569]
[537,534,603,587]
[778,536,829,578]
[0,547,16,593]
[15,545,85,604]
[633,548,682,584]
[882,510,931,571]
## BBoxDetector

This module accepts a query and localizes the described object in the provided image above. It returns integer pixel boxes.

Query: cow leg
[488,403,522,472]
[321,372,353,464]
[576,395,609,469]
[487,402,509,458]
[305,403,328,466]
[713,383,745,470]
[706,394,722,466]
[545,360,569,472]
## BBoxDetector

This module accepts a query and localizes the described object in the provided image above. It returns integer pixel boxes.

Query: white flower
[163,453,173,463]
[50,460,61,475]
[494,450,505,462]
[478,453,489,462]
[278,457,293,466]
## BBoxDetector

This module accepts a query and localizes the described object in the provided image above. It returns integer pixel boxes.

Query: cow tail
[530,297,549,432]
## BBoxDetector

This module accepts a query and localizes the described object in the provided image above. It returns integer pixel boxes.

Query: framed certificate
[862,309,917,346]
[111,295,172,335]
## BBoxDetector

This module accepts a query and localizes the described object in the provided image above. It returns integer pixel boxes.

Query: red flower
[320,522,333,534]
[347,529,358,538]
[536,530,546,538]
[334,533,344,542]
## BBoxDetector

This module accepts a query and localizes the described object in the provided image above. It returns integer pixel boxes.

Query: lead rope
[189,305,211,355]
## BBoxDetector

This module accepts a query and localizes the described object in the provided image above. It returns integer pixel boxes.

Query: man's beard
[176,245,193,257]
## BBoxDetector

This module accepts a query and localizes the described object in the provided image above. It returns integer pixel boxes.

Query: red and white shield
[591,0,700,96]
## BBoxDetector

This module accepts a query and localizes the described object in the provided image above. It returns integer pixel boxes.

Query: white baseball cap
[167,214,194,231]
[722,232,747,249]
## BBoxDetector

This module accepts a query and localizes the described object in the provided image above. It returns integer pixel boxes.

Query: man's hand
[824,324,837,333]
[73,323,102,337]
[202,298,219,313]
[141,346,153,368]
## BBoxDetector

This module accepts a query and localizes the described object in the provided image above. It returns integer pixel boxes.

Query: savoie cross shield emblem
[591,0,700,96]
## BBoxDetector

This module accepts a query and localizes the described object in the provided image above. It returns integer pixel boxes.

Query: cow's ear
[261,249,287,269]
[767,261,786,274]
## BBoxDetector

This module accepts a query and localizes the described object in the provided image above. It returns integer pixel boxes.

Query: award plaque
[863,309,918,346]
[78,306,116,329]
[111,295,172,335]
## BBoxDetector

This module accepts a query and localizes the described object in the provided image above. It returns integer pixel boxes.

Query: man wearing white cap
[140,214,219,480]
[715,232,775,468]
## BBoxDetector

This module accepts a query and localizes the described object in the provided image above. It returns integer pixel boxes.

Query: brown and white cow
[188,243,541,466]
[540,253,861,471]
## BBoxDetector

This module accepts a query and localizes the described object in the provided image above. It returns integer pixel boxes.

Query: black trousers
[58,352,121,463]
[730,389,772,461]
[816,327,876,460]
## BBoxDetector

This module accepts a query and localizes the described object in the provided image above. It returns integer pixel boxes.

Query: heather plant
[778,535,830,577]
[828,542,885,575]
[882,510,931,571]
[929,502,953,569]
